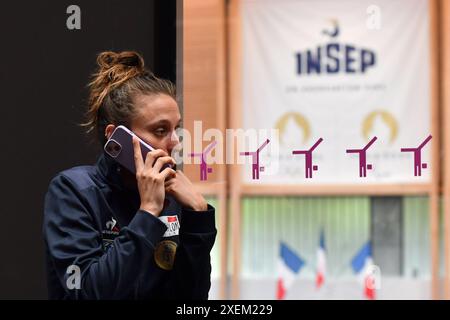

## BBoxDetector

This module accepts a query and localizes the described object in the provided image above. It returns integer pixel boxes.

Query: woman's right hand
[132,136,176,217]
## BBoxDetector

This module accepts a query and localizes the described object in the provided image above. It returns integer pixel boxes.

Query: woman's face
[129,94,181,155]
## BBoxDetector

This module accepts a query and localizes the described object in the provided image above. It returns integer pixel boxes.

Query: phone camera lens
[105,140,122,158]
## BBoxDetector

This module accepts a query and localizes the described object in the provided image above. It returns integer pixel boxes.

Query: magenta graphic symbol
[240,139,270,180]
[346,136,378,178]
[292,138,323,179]
[189,141,217,181]
[400,135,432,177]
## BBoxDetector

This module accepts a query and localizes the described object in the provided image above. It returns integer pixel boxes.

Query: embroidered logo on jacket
[104,217,120,235]
[102,217,120,251]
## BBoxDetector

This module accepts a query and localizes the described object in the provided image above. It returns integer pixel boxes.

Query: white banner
[241,0,431,185]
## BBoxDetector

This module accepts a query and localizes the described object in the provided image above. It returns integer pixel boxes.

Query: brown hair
[83,51,176,144]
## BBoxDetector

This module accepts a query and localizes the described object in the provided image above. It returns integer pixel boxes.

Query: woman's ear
[105,124,116,140]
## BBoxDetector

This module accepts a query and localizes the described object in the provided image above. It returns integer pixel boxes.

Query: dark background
[0,0,176,299]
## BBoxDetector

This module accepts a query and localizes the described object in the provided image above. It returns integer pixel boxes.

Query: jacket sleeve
[166,204,217,300]
[43,174,168,299]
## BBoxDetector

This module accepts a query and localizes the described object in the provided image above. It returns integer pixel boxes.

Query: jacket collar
[96,151,138,194]
[96,152,141,224]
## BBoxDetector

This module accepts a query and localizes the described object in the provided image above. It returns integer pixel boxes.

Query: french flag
[351,241,376,300]
[276,242,305,300]
[316,230,326,289]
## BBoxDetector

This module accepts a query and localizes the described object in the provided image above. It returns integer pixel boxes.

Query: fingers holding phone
[132,136,176,217]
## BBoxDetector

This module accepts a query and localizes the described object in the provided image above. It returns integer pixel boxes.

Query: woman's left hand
[165,170,208,211]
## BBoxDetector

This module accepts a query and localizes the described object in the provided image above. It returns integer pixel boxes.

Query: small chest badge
[154,240,177,270]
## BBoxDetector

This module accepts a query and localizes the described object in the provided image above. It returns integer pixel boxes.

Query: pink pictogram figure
[189,141,217,181]
[346,136,378,178]
[400,135,432,177]
[240,139,270,180]
[292,138,324,179]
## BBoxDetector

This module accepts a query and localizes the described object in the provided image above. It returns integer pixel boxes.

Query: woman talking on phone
[43,51,217,299]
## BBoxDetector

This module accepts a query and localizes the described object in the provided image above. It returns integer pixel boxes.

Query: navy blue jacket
[43,152,217,300]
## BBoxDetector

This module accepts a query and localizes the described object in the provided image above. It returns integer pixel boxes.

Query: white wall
[208,277,431,300]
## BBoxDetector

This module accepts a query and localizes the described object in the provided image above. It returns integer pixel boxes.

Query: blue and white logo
[295,20,377,75]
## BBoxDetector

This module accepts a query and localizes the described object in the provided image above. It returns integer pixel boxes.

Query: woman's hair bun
[96,51,145,73]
